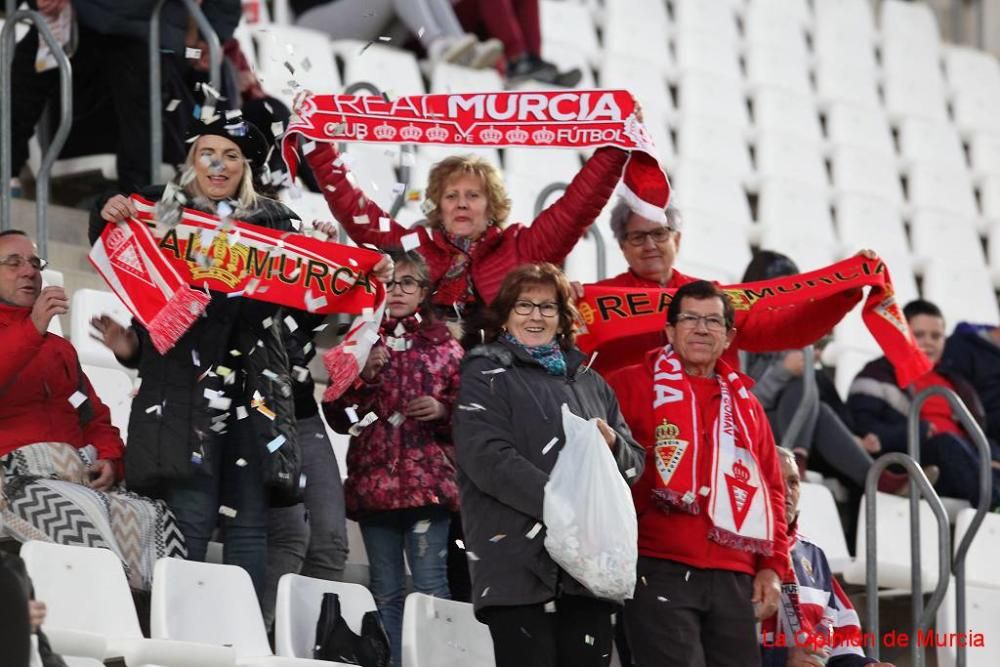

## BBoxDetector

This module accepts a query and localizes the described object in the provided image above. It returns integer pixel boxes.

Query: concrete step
[11,196,92,247]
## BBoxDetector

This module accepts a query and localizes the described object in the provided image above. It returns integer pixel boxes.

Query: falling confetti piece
[641,576,648,586]
[480,368,506,375]
[191,451,203,464]
[458,403,487,411]
[698,485,711,496]
[388,412,405,427]
[353,214,370,225]
[413,520,431,534]
[267,435,287,453]
[626,467,637,479]
[685,571,691,581]
[454,539,465,550]
[466,551,480,561]
[481,587,490,597]
[401,232,421,251]
[379,216,391,231]
[284,315,299,332]
[165,98,180,112]
[657,596,669,602]
[585,635,595,645]
[489,534,507,542]
[185,47,201,59]
[544,601,556,613]
[542,437,558,455]
[236,406,249,420]
[68,391,87,408]
[219,505,237,518]
[526,522,542,539]
[345,406,359,423]
[235,458,248,467]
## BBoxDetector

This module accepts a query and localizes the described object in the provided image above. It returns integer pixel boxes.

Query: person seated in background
[942,322,1000,449]
[848,299,1000,508]
[453,0,582,84]
[741,251,917,498]
[291,0,503,68]
[0,230,185,591]
[606,280,788,667]
[761,448,895,667]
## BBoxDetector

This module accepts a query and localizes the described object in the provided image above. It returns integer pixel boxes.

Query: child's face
[385,263,427,318]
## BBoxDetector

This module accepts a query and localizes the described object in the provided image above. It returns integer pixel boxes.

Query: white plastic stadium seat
[754,133,829,191]
[829,146,905,209]
[832,347,878,400]
[338,143,403,212]
[69,289,136,376]
[252,26,342,111]
[81,364,133,441]
[22,542,235,667]
[815,59,881,109]
[825,102,896,159]
[935,509,1000,667]
[152,557,350,666]
[503,147,582,184]
[601,0,671,74]
[275,574,377,658]
[672,212,751,284]
[751,88,823,147]
[879,0,943,80]
[430,62,503,94]
[744,0,811,29]
[922,263,1000,332]
[909,211,987,272]
[599,53,672,119]
[897,118,968,173]
[670,161,754,230]
[401,593,495,667]
[672,30,742,82]
[742,3,809,57]
[540,0,601,66]
[675,117,753,181]
[883,72,950,123]
[813,0,877,70]
[907,162,980,221]
[797,483,851,574]
[756,180,838,270]
[744,44,812,96]
[843,492,943,591]
[673,0,741,46]
[342,44,425,98]
[943,46,1000,136]
[540,41,598,89]
[969,133,1000,178]
[675,71,751,128]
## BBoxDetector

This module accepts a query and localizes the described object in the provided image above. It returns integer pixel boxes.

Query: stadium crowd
[2,1,1000,667]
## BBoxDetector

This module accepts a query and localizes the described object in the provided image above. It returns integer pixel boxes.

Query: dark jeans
[360,505,451,666]
[919,432,1000,507]
[479,595,616,667]
[0,557,30,667]
[624,557,759,667]
[161,420,269,603]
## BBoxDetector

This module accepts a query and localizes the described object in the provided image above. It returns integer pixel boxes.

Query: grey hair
[609,199,683,244]
[776,446,796,466]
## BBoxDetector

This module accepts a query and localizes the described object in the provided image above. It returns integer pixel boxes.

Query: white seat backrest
[253,25,341,110]
[275,574,376,658]
[503,147,582,183]
[910,211,986,269]
[757,179,835,241]
[935,578,1000,667]
[898,118,968,173]
[796,483,851,573]
[907,162,979,220]
[675,117,753,180]
[814,0,877,65]
[673,0,740,44]
[830,146,905,208]
[676,71,751,128]
[845,492,943,590]
[743,3,809,57]
[815,58,881,109]
[430,62,503,95]
[880,0,941,52]
[599,53,671,118]
[151,557,273,658]
[540,0,601,65]
[835,193,918,303]
[69,289,134,373]
[81,364,133,439]
[342,43,425,98]
[883,72,950,123]
[401,593,495,667]
[970,132,1000,177]
[673,29,742,82]
[922,263,1000,334]
[825,102,895,158]
[673,212,750,284]
[752,88,823,146]
[602,0,671,72]
[744,44,812,95]
[954,508,1000,588]
[21,541,144,639]
[755,133,830,191]
[670,161,753,229]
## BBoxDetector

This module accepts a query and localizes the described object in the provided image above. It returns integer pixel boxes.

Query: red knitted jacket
[305,143,628,306]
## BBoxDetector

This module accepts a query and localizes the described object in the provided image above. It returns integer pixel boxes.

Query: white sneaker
[468,38,504,69]
[427,34,477,65]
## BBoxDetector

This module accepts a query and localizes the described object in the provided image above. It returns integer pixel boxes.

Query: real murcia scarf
[577,255,932,388]
[281,89,671,223]
[651,345,775,554]
[89,196,386,398]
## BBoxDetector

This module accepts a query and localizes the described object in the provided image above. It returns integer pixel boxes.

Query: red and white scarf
[281,89,671,223]
[89,196,386,394]
[651,345,775,555]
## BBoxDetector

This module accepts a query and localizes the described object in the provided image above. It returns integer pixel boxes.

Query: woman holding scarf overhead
[86,114,391,601]
[453,263,644,667]
[307,139,627,349]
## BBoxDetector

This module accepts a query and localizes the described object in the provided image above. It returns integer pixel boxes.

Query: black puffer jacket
[88,187,303,498]
[453,339,645,615]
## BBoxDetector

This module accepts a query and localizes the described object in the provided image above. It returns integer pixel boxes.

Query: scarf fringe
[651,488,701,515]
[147,287,211,353]
[708,526,774,557]
[322,345,361,402]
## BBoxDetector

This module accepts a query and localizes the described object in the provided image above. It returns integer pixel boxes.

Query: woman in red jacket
[309,142,628,348]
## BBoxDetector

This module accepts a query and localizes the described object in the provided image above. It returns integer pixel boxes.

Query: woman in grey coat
[453,263,644,667]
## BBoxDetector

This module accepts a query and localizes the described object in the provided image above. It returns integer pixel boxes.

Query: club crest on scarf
[724,458,758,532]
[106,226,155,288]
[654,419,688,487]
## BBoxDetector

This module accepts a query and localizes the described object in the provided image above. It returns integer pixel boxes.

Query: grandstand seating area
[4,0,1000,665]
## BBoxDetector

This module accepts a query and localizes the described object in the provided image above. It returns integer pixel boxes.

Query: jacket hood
[465,338,589,374]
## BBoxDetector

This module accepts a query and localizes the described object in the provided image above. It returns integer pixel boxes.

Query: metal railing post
[864,454,951,666]
[907,386,993,667]
[1,9,72,260]
[150,0,222,185]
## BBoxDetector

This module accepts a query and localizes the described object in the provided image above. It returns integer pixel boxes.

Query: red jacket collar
[640,344,755,388]
[0,301,30,324]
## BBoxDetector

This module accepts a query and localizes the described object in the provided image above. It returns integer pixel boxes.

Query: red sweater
[0,303,123,469]
[306,143,628,306]
[606,348,790,579]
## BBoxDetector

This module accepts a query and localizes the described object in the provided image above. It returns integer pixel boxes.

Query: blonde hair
[424,155,511,230]
[177,136,258,216]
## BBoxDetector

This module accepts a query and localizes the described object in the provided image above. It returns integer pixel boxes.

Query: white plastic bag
[543,404,638,601]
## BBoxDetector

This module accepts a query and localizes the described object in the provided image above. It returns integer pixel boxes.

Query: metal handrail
[907,386,993,667]
[780,345,819,450]
[0,9,73,259]
[864,453,951,667]
[149,0,222,184]
[533,181,607,280]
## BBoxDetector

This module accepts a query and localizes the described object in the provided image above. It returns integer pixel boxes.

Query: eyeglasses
[0,254,47,271]
[385,276,426,294]
[623,226,674,247]
[513,300,560,318]
[674,313,727,331]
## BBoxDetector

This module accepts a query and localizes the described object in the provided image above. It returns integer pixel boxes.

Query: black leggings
[0,559,31,667]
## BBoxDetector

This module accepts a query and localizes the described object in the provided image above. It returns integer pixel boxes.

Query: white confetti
[455,539,465,550]
[480,368,506,375]
[192,350,201,367]
[218,505,237,518]
[413,520,431,534]
[165,98,180,112]
[353,213,370,225]
[379,216,392,231]
[236,406,249,420]
[388,412,405,427]
[271,120,284,137]
[185,47,201,59]
[235,458,248,467]
[302,140,316,155]
[626,467,637,479]
[542,437,558,455]
[292,365,309,382]
[401,232,421,251]
[526,522,543,539]
[391,182,406,194]
[657,596,669,602]
[466,550,480,561]
[481,586,490,598]
[685,570,691,581]
[585,635,595,645]
[458,403,487,411]
[266,435,287,453]
[68,391,87,408]
[489,534,506,543]
[544,601,556,613]
[345,406,359,423]
[145,404,162,415]
[262,317,273,329]
[284,315,299,332]
[698,485,711,496]
[348,411,378,436]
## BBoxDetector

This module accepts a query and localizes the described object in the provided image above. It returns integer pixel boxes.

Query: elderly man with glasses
[606,280,789,667]
[0,229,185,590]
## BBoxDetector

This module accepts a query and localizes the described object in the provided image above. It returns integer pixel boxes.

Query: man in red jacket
[607,280,789,667]
[0,229,184,590]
